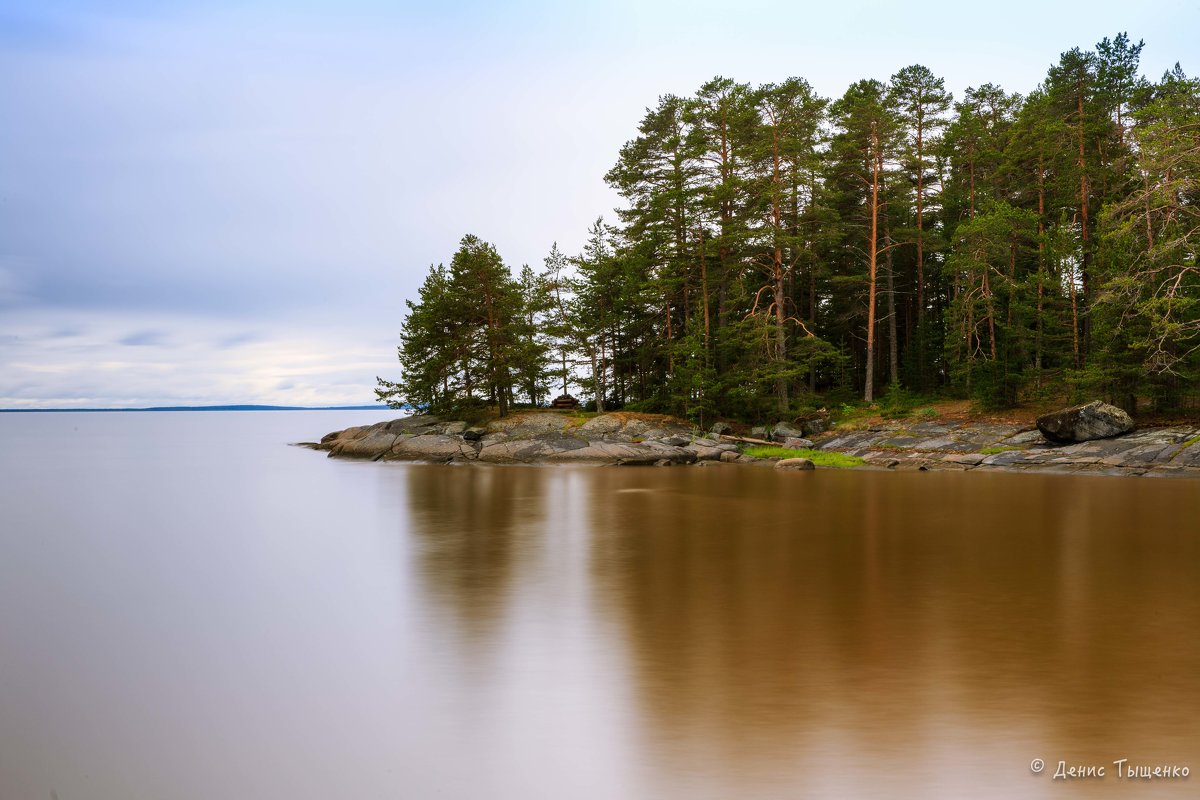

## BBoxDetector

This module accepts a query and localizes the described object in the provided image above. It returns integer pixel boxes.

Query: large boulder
[772,422,805,442]
[775,457,815,471]
[1036,401,1134,443]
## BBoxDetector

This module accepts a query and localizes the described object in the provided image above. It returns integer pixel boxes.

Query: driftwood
[718,433,774,446]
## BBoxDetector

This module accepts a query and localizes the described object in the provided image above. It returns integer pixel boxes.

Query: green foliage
[377,235,550,416]
[878,383,918,418]
[743,446,865,467]
[381,40,1200,420]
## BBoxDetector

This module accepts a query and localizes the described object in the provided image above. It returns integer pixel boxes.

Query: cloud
[2,1,1196,406]
[0,258,32,307]
[216,331,264,349]
[0,308,398,408]
[118,329,168,347]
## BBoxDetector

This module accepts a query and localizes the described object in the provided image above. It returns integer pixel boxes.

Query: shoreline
[303,410,1200,479]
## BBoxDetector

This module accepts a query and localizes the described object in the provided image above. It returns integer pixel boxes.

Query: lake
[1,411,1198,798]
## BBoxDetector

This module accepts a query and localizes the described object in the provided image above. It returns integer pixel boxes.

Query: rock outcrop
[806,417,1199,477]
[1036,401,1135,443]
[304,409,1200,478]
[312,411,701,466]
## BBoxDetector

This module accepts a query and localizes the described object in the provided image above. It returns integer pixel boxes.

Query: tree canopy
[380,35,1200,420]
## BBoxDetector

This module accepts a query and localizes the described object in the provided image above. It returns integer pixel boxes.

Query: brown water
[1,412,1198,798]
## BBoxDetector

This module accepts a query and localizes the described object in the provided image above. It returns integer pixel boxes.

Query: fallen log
[718,433,774,446]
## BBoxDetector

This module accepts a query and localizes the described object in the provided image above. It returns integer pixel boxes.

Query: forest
[377,34,1200,424]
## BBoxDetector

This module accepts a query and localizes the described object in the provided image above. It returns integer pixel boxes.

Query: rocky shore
[306,412,723,466]
[815,419,1200,477]
[302,407,1200,478]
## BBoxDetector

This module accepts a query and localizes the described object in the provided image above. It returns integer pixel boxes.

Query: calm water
[1,411,1198,799]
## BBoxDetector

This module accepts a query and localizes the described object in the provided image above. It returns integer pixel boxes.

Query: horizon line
[0,404,393,413]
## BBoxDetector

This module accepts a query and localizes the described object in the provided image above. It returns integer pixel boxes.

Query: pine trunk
[864,122,880,403]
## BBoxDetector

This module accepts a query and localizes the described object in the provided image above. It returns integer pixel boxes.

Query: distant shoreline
[0,405,391,413]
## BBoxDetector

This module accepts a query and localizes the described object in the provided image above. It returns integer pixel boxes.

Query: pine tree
[540,242,576,398]
[829,79,900,402]
[376,263,460,411]
[1095,64,1200,408]
[749,78,828,411]
[889,65,952,387]
[378,235,530,416]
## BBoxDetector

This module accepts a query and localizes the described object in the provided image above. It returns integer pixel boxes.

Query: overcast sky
[1,0,1196,408]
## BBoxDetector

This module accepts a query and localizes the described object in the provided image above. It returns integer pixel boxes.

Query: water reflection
[5,408,1197,799]
[402,466,552,643]
[391,463,1200,796]
[580,468,1200,796]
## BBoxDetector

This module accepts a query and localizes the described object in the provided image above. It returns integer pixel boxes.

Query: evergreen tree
[381,39,1200,420]
[889,65,952,387]
[378,235,533,416]
[829,79,900,402]
[540,242,576,398]
[1095,64,1200,408]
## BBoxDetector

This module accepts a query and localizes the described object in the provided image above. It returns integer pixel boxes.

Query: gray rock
[944,453,986,466]
[462,427,485,441]
[801,416,830,437]
[384,415,443,435]
[775,457,815,471]
[1037,401,1135,443]
[1174,440,1200,466]
[710,422,732,436]
[660,435,691,447]
[782,437,814,450]
[1000,429,1045,446]
[489,413,572,437]
[622,419,663,438]
[321,424,366,445]
[719,450,740,463]
[330,425,396,459]
[910,437,963,451]
[686,442,731,461]
[772,422,805,442]
[578,415,623,436]
[440,421,468,435]
[552,441,696,465]
[750,426,770,440]
[389,434,476,461]
[478,439,555,463]
[981,450,1031,467]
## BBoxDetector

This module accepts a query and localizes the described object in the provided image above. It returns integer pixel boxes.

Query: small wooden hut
[550,394,580,410]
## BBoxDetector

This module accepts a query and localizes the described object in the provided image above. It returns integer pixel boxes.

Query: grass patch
[743,445,865,467]
[1169,434,1200,459]
[916,407,939,418]
[979,446,1020,455]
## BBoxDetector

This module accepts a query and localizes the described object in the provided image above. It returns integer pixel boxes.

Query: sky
[1,0,1196,408]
